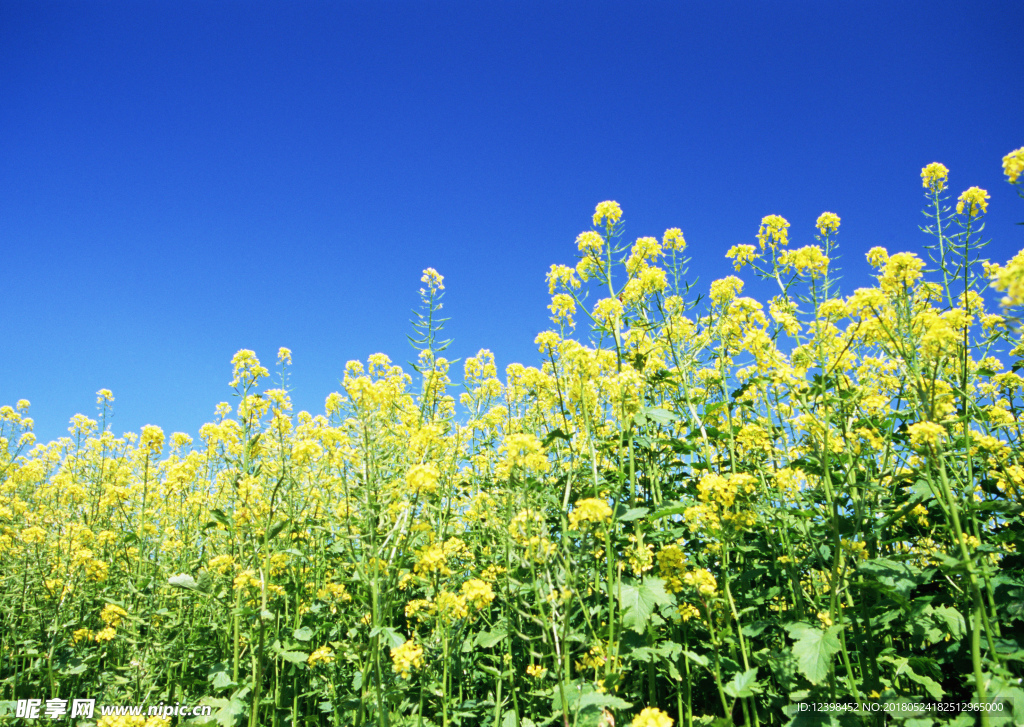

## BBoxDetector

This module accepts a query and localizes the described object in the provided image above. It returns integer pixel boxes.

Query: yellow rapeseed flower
[631,707,674,727]
[307,646,334,668]
[908,421,946,451]
[921,162,949,192]
[391,639,424,679]
[816,211,841,236]
[576,231,604,255]
[460,578,495,610]
[593,200,623,227]
[879,252,925,293]
[405,462,440,496]
[989,249,1024,308]
[569,497,613,531]
[756,215,790,250]
[709,276,743,306]
[1003,146,1024,184]
[662,227,686,251]
[420,268,444,292]
[726,244,759,271]
[100,603,128,627]
[956,187,990,216]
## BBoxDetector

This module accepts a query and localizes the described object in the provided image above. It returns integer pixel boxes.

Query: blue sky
[2,0,1023,445]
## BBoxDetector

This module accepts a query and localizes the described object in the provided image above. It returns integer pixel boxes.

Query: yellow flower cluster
[307,646,334,668]
[956,186,990,217]
[682,568,718,597]
[593,200,623,227]
[657,542,688,593]
[497,432,548,475]
[631,707,674,727]
[815,211,841,236]
[988,248,1024,308]
[100,603,128,627]
[568,497,612,531]
[921,162,949,192]
[420,267,444,292]
[391,639,424,680]
[725,244,759,271]
[709,276,743,306]
[879,252,925,293]
[1003,146,1024,184]
[662,227,686,251]
[405,463,440,496]
[756,214,790,250]
[779,245,829,278]
[96,717,170,727]
[576,231,604,255]
[908,421,946,451]
[460,578,495,610]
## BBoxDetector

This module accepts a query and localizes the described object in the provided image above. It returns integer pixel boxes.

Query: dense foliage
[2,149,1024,727]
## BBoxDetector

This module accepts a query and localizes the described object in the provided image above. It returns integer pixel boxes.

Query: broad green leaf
[650,505,687,520]
[293,626,314,642]
[266,519,288,541]
[637,407,678,425]
[168,574,201,592]
[476,628,507,648]
[617,507,649,522]
[931,605,966,641]
[277,650,309,665]
[902,665,942,701]
[577,692,633,711]
[683,650,710,669]
[368,626,406,649]
[617,578,674,634]
[725,668,761,698]
[210,671,236,691]
[787,623,841,685]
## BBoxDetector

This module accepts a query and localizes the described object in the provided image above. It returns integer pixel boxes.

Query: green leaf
[266,519,288,541]
[368,626,407,649]
[902,665,942,701]
[931,605,966,641]
[617,507,649,522]
[725,668,761,698]
[858,558,926,604]
[683,650,709,669]
[617,578,674,634]
[476,628,507,649]
[784,706,836,727]
[293,626,314,642]
[577,692,633,711]
[208,508,233,528]
[650,505,687,520]
[787,623,841,685]
[541,428,571,447]
[277,650,309,665]
[636,407,678,426]
[62,660,88,676]
[194,688,250,727]
[210,671,236,691]
[168,574,201,592]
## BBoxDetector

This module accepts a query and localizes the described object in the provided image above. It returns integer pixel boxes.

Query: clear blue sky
[2,0,1023,445]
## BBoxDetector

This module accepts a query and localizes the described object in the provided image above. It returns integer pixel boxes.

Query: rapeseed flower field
[2,150,1024,727]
